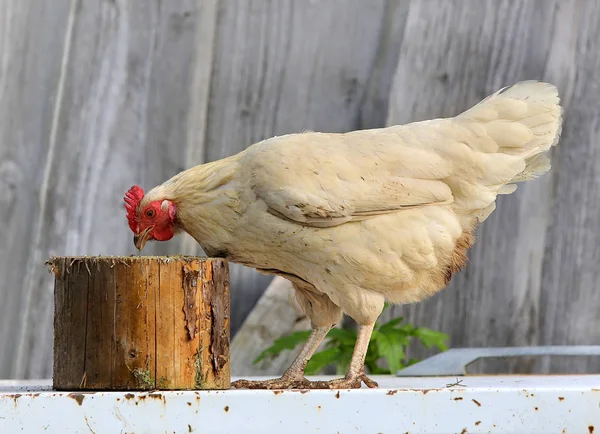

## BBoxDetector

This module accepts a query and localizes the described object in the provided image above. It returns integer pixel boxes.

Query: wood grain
[51,256,229,390]
[385,0,600,374]
[0,0,73,379]
[52,260,89,388]
[4,0,600,380]
[203,0,408,333]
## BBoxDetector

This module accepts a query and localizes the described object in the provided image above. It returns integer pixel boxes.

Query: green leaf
[326,328,357,346]
[414,328,449,351]
[382,328,410,347]
[374,332,406,374]
[305,347,341,375]
[253,330,311,364]
[378,316,405,333]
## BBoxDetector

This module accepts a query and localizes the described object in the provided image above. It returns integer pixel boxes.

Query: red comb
[124,185,144,232]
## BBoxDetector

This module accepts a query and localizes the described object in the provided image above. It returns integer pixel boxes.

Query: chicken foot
[231,325,331,390]
[317,323,378,389]
[231,323,378,390]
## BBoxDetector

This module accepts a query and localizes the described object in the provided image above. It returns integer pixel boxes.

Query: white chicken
[125,81,562,389]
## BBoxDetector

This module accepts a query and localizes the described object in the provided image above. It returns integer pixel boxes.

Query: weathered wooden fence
[0,0,598,379]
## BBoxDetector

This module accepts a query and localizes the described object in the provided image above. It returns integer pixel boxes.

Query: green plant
[253,305,449,375]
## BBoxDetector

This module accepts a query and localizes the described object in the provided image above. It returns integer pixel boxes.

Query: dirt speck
[535,406,539,411]
[188,424,193,432]
[472,399,481,407]
[386,390,397,396]
[187,401,192,406]
[335,391,341,399]
[589,426,594,434]
[454,397,463,401]
[273,390,283,395]
[224,405,229,412]
[558,397,565,401]
[125,393,135,400]
[475,421,481,426]
[461,428,468,434]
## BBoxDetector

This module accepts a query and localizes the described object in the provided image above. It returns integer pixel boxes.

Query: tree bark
[50,256,230,390]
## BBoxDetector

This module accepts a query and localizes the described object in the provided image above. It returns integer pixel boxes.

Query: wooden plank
[10,0,216,379]
[84,260,116,388]
[113,258,157,389]
[52,260,89,389]
[204,0,408,335]
[179,261,204,388]
[0,0,72,379]
[385,0,600,374]
[208,260,231,387]
[538,0,600,374]
[156,260,177,388]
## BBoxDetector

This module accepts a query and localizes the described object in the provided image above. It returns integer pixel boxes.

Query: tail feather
[459,80,563,188]
[458,80,563,159]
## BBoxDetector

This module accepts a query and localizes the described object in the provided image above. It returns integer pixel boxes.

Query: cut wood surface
[51,256,230,390]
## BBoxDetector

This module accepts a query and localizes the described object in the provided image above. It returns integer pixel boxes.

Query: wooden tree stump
[49,256,230,391]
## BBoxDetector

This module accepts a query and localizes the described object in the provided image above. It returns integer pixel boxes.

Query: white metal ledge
[1,375,599,433]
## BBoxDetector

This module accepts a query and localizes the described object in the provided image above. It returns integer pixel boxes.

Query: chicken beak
[133,227,153,251]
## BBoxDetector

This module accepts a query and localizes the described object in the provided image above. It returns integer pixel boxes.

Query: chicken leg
[231,325,331,389]
[231,323,378,390]
[320,323,378,389]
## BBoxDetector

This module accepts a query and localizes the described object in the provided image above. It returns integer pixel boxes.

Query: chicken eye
[146,209,155,218]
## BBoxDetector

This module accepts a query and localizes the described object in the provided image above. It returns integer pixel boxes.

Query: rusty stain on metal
[68,393,85,406]
[386,390,397,396]
[5,393,21,406]
[273,390,283,395]
[335,391,341,399]
[124,393,135,400]
[589,426,595,434]
[535,406,539,411]
[472,399,481,407]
